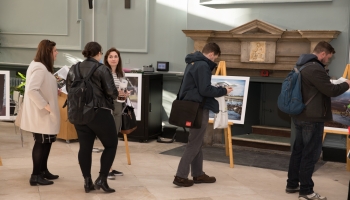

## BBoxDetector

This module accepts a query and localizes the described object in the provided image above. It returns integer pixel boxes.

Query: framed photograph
[209,75,250,124]
[325,88,350,131]
[125,73,142,121]
[0,71,10,120]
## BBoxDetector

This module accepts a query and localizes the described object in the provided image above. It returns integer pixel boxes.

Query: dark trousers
[32,142,52,175]
[287,118,324,195]
[348,180,350,200]
[176,109,209,178]
[74,108,118,178]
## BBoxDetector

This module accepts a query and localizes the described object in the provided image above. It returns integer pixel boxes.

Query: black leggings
[74,108,118,178]
[32,142,52,175]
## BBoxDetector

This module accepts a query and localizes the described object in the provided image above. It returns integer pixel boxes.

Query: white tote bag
[213,96,228,129]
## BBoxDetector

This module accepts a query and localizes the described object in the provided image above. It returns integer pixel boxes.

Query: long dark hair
[104,47,123,78]
[34,39,56,73]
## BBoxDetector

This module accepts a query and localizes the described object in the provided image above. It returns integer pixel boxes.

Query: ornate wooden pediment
[182,19,340,78]
[229,19,284,39]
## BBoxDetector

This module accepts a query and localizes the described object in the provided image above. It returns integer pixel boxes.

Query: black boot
[42,169,59,180]
[29,174,54,186]
[84,177,95,193]
[94,175,115,193]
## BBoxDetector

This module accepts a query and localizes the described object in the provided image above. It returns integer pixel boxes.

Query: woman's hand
[44,104,51,113]
[118,89,127,98]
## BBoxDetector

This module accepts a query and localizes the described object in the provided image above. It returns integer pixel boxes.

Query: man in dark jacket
[286,41,350,200]
[173,43,233,187]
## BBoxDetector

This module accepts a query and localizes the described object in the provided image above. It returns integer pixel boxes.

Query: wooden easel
[209,61,234,168]
[342,64,350,79]
[123,134,131,165]
[323,64,350,171]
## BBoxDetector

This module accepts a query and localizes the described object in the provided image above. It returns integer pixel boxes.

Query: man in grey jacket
[286,41,350,200]
[173,43,233,187]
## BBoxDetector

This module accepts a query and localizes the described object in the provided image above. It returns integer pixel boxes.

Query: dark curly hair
[82,42,102,58]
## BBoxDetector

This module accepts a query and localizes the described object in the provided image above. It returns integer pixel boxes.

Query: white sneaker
[111,170,123,176]
[107,172,116,180]
[299,193,327,200]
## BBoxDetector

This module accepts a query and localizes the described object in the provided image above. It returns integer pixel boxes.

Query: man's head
[313,41,335,65]
[202,43,221,62]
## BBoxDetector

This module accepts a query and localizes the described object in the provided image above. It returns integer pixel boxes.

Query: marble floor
[0,121,349,200]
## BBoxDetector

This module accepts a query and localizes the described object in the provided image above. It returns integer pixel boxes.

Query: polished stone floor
[0,121,349,200]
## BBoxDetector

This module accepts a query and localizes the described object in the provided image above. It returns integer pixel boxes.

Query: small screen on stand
[157,61,169,71]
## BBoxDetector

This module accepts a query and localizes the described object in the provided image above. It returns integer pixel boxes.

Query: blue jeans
[287,118,324,195]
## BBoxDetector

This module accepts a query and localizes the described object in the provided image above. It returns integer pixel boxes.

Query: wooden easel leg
[227,125,234,168]
[224,129,229,156]
[123,134,131,165]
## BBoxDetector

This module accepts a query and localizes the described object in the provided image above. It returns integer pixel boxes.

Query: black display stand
[120,73,163,142]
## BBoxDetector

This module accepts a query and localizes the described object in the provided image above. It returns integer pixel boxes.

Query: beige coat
[20,61,60,135]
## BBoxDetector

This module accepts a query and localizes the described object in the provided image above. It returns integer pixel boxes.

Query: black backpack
[66,62,101,125]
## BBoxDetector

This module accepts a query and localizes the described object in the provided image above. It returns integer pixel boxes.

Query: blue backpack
[277,63,317,115]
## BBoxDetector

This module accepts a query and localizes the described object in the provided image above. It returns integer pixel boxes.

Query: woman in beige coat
[20,39,60,186]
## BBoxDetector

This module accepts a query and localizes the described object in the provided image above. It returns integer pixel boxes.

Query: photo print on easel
[125,73,142,121]
[209,75,250,124]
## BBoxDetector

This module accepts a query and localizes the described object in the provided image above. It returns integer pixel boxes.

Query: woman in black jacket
[66,42,119,193]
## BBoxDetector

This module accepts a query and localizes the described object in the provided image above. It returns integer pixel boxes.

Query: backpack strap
[75,62,102,81]
[74,62,81,79]
[296,62,321,105]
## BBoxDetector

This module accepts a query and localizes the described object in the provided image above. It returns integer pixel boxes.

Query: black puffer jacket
[179,51,227,113]
[294,54,349,122]
[66,58,119,110]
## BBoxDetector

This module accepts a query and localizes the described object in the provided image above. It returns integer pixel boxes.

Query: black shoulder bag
[168,77,206,129]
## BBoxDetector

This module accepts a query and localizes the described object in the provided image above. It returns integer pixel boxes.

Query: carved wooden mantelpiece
[183,19,340,78]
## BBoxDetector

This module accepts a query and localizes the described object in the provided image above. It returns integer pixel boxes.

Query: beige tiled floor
[0,121,349,200]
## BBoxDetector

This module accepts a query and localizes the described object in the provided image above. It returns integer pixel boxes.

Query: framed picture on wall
[125,73,142,121]
[0,71,10,120]
[208,75,250,124]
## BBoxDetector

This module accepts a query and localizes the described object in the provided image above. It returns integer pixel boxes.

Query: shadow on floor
[160,145,326,172]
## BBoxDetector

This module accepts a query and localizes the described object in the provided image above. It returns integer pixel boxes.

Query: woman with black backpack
[66,42,119,193]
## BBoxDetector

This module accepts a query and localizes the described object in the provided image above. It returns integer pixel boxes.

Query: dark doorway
[261,82,291,128]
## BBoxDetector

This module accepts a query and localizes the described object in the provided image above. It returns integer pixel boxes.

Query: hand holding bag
[121,98,137,134]
[213,96,228,129]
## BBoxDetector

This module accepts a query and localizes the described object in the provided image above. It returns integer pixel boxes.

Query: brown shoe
[173,176,194,187]
[193,173,216,184]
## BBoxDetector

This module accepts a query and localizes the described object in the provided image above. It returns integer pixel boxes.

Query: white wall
[0,0,189,72]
